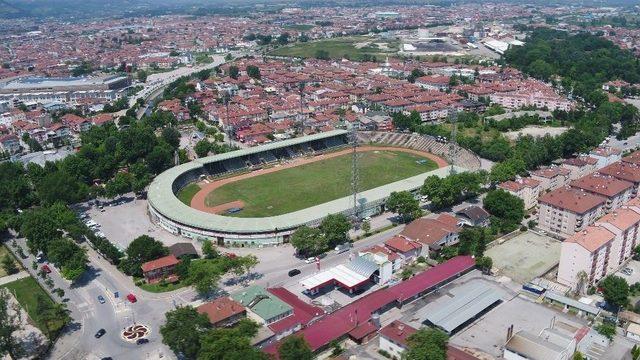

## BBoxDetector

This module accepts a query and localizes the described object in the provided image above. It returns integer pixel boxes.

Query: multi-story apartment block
[598,161,640,197]
[570,173,634,213]
[561,156,598,181]
[498,177,541,210]
[557,201,640,290]
[590,146,622,169]
[537,187,606,238]
[530,167,571,192]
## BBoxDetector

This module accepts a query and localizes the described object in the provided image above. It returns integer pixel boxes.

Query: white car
[305,257,316,264]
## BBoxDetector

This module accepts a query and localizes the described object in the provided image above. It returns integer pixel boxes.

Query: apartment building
[557,226,616,289]
[537,187,606,238]
[590,146,622,169]
[557,204,640,290]
[570,173,634,213]
[598,161,640,197]
[530,167,571,192]
[498,177,541,210]
[561,156,598,181]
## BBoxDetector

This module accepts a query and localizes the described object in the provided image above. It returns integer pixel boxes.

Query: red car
[126,293,137,303]
[41,264,51,274]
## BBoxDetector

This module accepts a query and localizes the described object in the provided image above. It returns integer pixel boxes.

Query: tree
[600,275,629,309]
[161,127,181,149]
[160,306,211,360]
[361,220,371,235]
[386,191,420,223]
[36,295,70,338]
[405,328,449,360]
[246,66,261,80]
[146,144,173,174]
[277,33,290,45]
[290,225,326,256]
[573,351,585,360]
[458,227,489,257]
[476,256,493,273]
[319,214,351,248]
[278,335,313,360]
[228,65,239,79]
[197,319,266,359]
[1,256,17,276]
[202,240,219,259]
[0,290,24,359]
[36,171,88,205]
[595,322,616,340]
[105,172,133,198]
[121,235,169,277]
[483,189,525,233]
[137,69,148,83]
[631,344,640,360]
[194,140,210,158]
[315,49,330,60]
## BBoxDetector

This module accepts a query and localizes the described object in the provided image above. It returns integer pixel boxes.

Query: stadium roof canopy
[148,131,465,234]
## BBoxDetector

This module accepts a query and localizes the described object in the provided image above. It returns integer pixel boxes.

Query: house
[61,113,92,133]
[379,321,417,358]
[0,134,20,154]
[197,297,246,327]
[230,285,293,325]
[455,206,490,227]
[359,245,400,280]
[415,75,450,91]
[168,242,199,259]
[384,235,423,262]
[140,255,180,284]
[400,213,460,251]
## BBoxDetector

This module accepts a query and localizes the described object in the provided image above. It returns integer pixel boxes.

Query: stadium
[147,130,480,247]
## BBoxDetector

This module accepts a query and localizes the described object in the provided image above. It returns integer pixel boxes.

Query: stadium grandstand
[148,130,469,247]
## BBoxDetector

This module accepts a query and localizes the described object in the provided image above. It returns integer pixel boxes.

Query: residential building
[530,167,571,192]
[561,156,598,181]
[140,255,180,284]
[400,213,460,251]
[498,177,541,210]
[596,208,640,272]
[197,297,246,327]
[537,187,606,238]
[379,321,417,359]
[589,146,622,169]
[384,235,423,262]
[598,161,640,197]
[557,226,616,289]
[230,285,293,325]
[0,134,20,154]
[455,205,490,227]
[570,173,634,213]
[359,245,400,279]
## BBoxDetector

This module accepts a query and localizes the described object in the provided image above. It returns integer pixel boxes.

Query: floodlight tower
[350,125,360,224]
[448,110,459,175]
[223,91,231,147]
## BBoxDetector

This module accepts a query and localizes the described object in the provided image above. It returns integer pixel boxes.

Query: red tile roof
[141,255,179,272]
[267,287,324,334]
[379,320,417,348]
[384,235,422,253]
[538,186,606,214]
[571,173,633,198]
[197,297,246,325]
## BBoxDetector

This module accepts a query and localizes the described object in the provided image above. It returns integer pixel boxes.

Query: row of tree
[290,214,351,257]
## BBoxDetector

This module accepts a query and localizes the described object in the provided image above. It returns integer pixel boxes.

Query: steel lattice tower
[448,110,459,175]
[350,125,360,224]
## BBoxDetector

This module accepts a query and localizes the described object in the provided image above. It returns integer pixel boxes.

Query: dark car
[136,338,149,345]
[95,329,106,338]
[288,269,301,277]
[101,358,113,360]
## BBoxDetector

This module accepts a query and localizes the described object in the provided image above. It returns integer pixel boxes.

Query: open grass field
[204,150,437,217]
[177,183,201,205]
[1,276,56,333]
[283,24,314,31]
[0,246,14,278]
[270,36,400,60]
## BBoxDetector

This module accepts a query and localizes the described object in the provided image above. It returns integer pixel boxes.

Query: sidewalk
[0,270,29,286]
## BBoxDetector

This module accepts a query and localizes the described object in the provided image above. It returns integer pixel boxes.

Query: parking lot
[486,231,561,284]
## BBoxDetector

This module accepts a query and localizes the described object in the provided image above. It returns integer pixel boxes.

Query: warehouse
[419,281,502,334]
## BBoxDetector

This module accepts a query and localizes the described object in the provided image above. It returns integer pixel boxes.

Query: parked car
[288,269,301,277]
[334,243,352,254]
[305,257,316,264]
[136,338,149,345]
[97,295,106,304]
[41,264,51,274]
[95,329,106,338]
[126,293,137,303]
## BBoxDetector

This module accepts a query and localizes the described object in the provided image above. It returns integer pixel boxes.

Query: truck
[334,243,352,254]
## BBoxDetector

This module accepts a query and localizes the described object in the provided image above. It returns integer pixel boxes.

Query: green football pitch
[204,150,438,218]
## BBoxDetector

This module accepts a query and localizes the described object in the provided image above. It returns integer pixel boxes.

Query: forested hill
[504,28,640,105]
